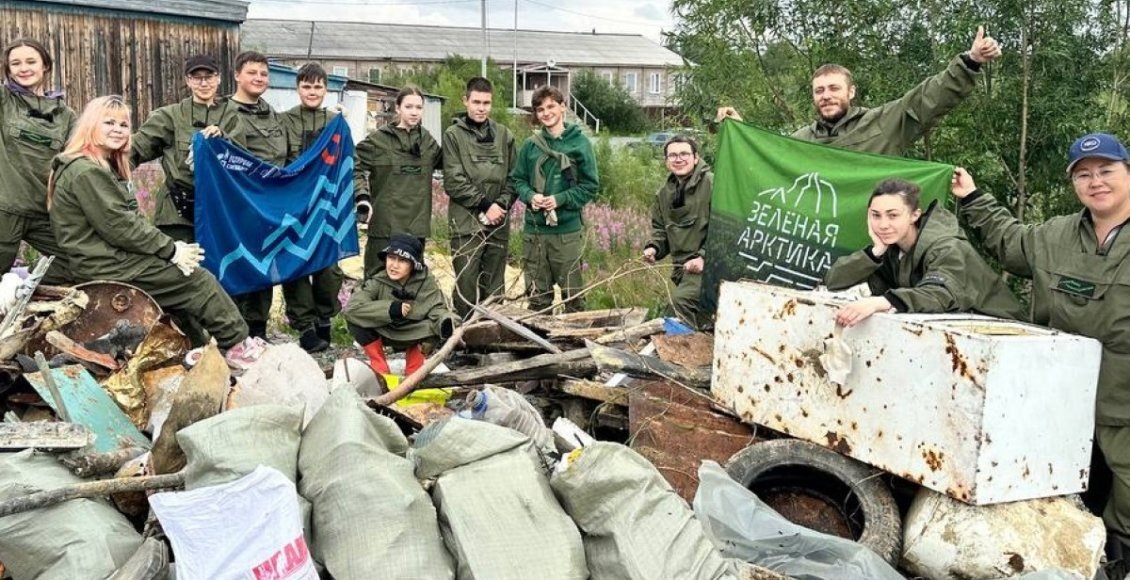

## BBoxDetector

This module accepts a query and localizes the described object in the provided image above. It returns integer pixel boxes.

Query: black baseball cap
[184,55,219,76]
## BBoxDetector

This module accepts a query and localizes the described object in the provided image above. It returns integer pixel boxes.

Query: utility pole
[512,0,518,108]
[481,0,488,77]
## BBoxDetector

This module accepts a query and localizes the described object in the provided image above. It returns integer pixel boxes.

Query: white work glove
[170,241,205,276]
[546,209,559,227]
[184,146,195,171]
[0,273,19,317]
[331,103,349,116]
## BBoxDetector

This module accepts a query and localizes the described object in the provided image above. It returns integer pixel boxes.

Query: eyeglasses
[1072,167,1123,184]
[666,151,694,161]
[187,74,219,86]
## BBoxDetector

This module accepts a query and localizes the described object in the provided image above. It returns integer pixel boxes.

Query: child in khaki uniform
[344,234,457,377]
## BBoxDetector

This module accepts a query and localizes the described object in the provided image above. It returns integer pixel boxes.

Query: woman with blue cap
[951,133,1130,564]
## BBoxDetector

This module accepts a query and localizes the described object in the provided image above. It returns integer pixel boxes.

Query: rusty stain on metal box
[712,281,1102,505]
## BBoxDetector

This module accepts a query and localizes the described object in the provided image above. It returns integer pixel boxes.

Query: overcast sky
[246,0,676,43]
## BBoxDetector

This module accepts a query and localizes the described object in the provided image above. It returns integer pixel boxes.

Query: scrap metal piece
[101,318,190,430]
[24,365,150,454]
[0,422,94,451]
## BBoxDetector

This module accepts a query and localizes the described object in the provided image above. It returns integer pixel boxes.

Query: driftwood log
[0,472,185,518]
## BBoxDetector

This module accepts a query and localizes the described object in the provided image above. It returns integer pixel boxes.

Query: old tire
[725,438,902,566]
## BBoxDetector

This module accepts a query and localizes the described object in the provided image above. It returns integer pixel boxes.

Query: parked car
[627,130,707,155]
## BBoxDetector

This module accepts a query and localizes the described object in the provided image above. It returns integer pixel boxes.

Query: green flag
[701,121,954,312]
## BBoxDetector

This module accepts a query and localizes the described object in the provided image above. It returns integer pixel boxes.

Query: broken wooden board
[653,332,714,370]
[418,348,597,388]
[473,304,562,353]
[24,365,150,454]
[0,422,93,451]
[45,330,120,372]
[586,341,711,388]
[629,380,758,502]
[522,307,649,338]
[559,379,628,406]
[592,318,665,346]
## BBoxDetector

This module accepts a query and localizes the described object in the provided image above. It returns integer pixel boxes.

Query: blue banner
[193,116,359,295]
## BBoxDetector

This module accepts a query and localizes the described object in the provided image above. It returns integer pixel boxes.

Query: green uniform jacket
[130,97,245,227]
[825,201,1024,319]
[231,97,288,166]
[511,123,599,235]
[343,268,457,346]
[791,55,980,156]
[49,156,177,281]
[959,191,1130,426]
[442,115,516,238]
[0,86,75,217]
[281,105,337,163]
[354,124,442,239]
[645,162,712,269]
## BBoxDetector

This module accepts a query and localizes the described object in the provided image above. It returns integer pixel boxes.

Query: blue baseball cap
[1067,133,1130,174]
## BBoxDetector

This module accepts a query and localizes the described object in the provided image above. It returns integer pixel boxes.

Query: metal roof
[15,0,249,22]
[242,19,684,68]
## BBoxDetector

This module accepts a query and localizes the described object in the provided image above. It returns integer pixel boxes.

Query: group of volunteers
[8,22,1130,562]
[0,38,603,380]
[717,24,1130,571]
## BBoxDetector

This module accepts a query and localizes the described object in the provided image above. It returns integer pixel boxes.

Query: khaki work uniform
[959,190,1130,542]
[344,268,457,349]
[645,162,714,328]
[792,55,982,156]
[50,156,247,348]
[442,114,516,318]
[229,97,288,335]
[354,124,442,279]
[825,201,1025,320]
[279,105,345,332]
[0,85,75,283]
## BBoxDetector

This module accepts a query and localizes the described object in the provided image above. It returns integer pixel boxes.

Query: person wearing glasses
[951,134,1130,568]
[510,85,599,313]
[823,178,1022,327]
[642,136,713,328]
[0,38,75,284]
[47,95,264,370]
[131,55,243,244]
[227,50,289,341]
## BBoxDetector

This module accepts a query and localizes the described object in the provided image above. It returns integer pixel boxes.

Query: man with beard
[716,26,1002,156]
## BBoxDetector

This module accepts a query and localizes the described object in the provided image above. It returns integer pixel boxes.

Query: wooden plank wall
[1,3,240,125]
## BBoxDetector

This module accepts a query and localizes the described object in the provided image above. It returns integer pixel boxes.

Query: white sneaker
[184,347,205,368]
[224,336,268,371]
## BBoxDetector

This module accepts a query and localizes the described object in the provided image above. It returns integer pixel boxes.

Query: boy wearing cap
[131,54,245,244]
[951,133,1130,562]
[343,233,457,378]
[130,54,247,347]
[279,63,344,353]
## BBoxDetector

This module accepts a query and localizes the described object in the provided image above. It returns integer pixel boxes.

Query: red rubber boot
[405,344,426,377]
[362,339,391,376]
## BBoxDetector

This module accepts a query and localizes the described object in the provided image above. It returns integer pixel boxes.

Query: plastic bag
[149,465,316,580]
[693,461,903,580]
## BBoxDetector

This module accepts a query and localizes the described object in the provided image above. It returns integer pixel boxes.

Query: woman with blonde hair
[1,38,75,283]
[48,95,263,368]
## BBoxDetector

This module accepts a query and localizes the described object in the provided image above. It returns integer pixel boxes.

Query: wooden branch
[373,298,499,406]
[0,472,185,518]
[416,348,596,389]
[593,318,665,345]
[61,446,147,478]
[586,341,712,389]
[472,304,562,353]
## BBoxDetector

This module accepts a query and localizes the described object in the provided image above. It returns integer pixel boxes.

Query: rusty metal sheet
[55,281,163,346]
[712,281,1102,505]
[629,380,757,502]
[101,318,190,430]
[23,365,150,454]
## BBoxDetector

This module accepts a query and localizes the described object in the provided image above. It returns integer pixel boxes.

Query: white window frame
[368,67,381,83]
[601,71,614,86]
[624,72,638,94]
[332,66,349,77]
[648,72,661,94]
